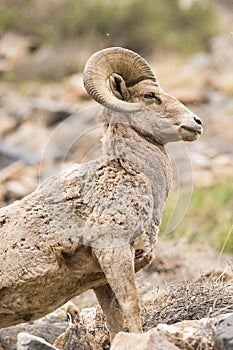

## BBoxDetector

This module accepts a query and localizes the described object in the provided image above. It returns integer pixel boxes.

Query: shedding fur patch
[62,159,155,247]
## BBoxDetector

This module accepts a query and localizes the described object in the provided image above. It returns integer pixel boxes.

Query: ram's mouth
[181,126,202,135]
[179,125,203,142]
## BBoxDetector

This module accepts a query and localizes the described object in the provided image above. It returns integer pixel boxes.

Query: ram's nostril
[194,116,202,126]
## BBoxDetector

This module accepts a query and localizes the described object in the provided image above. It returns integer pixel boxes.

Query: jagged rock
[0,323,68,350]
[110,329,179,350]
[53,307,106,350]
[157,318,215,350]
[215,314,233,350]
[17,332,56,350]
[54,324,95,350]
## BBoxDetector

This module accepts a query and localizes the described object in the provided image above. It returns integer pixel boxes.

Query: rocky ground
[0,240,232,349]
[0,30,233,349]
[0,32,233,205]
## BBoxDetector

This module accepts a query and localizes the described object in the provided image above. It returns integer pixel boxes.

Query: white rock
[80,307,97,331]
[157,318,214,349]
[110,329,179,350]
[17,332,57,350]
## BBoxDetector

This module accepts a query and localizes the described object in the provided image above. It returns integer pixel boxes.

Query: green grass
[0,0,219,56]
[160,178,233,255]
[0,7,18,29]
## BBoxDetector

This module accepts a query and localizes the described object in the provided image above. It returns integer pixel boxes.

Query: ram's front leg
[93,283,124,341]
[93,245,142,339]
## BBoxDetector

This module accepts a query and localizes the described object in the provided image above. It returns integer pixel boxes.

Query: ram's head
[83,47,203,144]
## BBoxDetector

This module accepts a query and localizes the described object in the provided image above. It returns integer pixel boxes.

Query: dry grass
[71,270,233,349]
[142,271,233,332]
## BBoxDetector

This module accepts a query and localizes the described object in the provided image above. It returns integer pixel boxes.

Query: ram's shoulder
[62,160,153,236]
[62,159,152,203]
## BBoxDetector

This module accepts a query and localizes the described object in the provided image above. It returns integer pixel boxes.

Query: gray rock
[0,323,68,350]
[30,98,78,126]
[17,332,57,350]
[0,143,38,169]
[14,42,83,81]
[215,314,233,350]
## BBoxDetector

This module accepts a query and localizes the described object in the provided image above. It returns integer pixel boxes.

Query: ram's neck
[101,122,173,192]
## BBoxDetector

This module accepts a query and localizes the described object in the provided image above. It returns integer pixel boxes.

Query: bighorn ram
[0,47,202,339]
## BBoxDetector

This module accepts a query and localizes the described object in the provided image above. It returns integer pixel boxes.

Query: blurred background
[0,0,232,258]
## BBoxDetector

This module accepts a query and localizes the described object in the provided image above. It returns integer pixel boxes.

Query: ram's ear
[109,73,130,101]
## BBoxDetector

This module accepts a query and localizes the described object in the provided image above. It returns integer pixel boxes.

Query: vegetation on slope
[161,178,233,255]
[0,0,218,55]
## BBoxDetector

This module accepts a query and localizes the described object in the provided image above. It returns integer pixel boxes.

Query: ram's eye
[144,92,162,105]
[144,92,155,99]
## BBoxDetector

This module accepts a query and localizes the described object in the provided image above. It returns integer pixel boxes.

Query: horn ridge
[83,47,155,113]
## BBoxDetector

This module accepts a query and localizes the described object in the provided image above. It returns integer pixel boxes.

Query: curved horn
[83,47,156,113]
